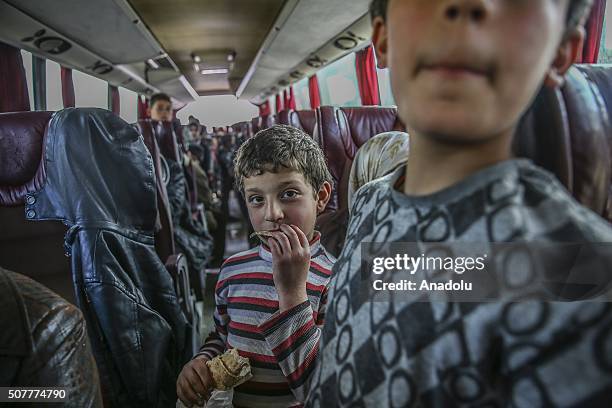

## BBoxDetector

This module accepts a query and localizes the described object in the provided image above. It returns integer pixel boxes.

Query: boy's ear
[316,181,332,214]
[544,27,584,89]
[372,16,389,69]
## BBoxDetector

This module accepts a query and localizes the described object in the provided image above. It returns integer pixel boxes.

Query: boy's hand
[177,356,214,407]
[268,224,310,312]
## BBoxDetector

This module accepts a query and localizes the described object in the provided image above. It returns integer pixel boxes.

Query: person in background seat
[0,267,102,407]
[186,143,220,233]
[347,131,409,211]
[148,93,173,122]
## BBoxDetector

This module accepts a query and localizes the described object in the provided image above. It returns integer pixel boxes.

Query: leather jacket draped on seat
[24,109,192,407]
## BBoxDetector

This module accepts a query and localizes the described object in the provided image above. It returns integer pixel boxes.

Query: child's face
[149,100,172,122]
[375,0,579,143]
[189,125,199,138]
[243,168,331,240]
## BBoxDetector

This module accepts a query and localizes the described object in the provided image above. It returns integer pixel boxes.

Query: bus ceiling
[0,0,372,105]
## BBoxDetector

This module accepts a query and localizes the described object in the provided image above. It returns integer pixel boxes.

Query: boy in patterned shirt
[263,1,612,407]
[177,125,335,407]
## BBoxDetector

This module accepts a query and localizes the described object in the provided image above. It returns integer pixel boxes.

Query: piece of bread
[206,349,253,390]
[249,230,277,244]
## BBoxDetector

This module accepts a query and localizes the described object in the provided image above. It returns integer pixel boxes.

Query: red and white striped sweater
[197,234,335,408]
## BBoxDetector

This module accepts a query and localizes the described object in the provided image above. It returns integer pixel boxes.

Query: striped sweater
[198,234,335,407]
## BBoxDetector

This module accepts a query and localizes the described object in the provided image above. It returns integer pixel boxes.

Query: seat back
[515,65,612,221]
[294,110,317,136]
[278,109,318,137]
[231,121,253,138]
[315,106,403,213]
[251,117,260,134]
[0,111,72,302]
[137,120,176,261]
[278,110,291,125]
[314,106,404,256]
[149,119,181,162]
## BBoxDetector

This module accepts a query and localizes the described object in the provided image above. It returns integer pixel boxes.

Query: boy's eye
[281,190,299,200]
[248,195,264,205]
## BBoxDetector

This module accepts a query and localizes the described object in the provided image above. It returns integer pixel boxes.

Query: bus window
[598,5,611,64]
[20,50,35,110]
[318,53,361,107]
[46,60,63,111]
[119,87,138,123]
[293,78,310,110]
[73,69,108,109]
[376,67,396,107]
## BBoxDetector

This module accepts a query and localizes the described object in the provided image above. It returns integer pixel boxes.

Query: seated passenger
[288,0,612,406]
[0,267,102,407]
[148,92,173,122]
[176,125,335,407]
[186,143,220,232]
[347,131,409,211]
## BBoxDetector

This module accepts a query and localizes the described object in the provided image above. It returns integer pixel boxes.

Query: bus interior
[1,0,611,406]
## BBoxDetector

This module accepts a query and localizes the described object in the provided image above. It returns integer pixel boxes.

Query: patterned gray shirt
[306,159,612,407]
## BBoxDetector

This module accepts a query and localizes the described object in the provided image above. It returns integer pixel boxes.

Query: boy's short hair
[149,93,171,108]
[234,124,332,195]
[188,143,204,158]
[369,0,594,33]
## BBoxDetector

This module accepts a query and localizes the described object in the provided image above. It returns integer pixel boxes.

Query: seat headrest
[0,111,53,206]
[278,110,291,126]
[293,110,317,136]
[340,107,403,148]
[251,117,260,134]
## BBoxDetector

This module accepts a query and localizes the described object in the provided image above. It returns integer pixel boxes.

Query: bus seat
[137,119,176,261]
[251,117,260,134]
[9,108,191,406]
[314,106,403,213]
[0,111,73,303]
[515,65,612,222]
[231,121,253,138]
[261,114,277,130]
[172,118,186,152]
[138,119,200,351]
[278,110,291,125]
[278,109,318,137]
[153,119,182,162]
[314,106,404,255]
[295,110,317,136]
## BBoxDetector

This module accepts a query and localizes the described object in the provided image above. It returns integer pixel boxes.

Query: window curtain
[275,94,283,113]
[137,94,149,119]
[108,84,120,115]
[355,45,381,106]
[284,87,296,110]
[258,100,271,116]
[308,75,321,109]
[0,42,30,112]
[579,0,607,63]
[60,67,75,108]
